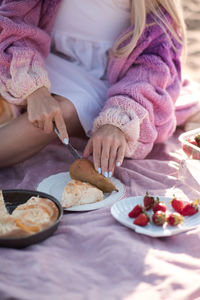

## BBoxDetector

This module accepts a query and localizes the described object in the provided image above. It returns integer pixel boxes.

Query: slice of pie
[0,190,28,238]
[0,190,8,217]
[62,180,104,208]
[12,196,59,233]
[0,192,59,238]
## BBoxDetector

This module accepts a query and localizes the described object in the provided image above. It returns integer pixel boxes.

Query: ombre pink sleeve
[92,18,183,159]
[0,0,57,104]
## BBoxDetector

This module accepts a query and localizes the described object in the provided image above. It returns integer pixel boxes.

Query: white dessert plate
[37,172,125,211]
[111,196,200,237]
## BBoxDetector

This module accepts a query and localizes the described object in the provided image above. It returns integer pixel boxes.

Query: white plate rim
[37,172,126,211]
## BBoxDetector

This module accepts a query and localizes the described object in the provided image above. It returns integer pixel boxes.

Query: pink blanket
[0,129,200,300]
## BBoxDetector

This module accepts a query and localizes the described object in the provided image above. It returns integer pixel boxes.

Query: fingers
[30,109,68,144]
[83,139,102,174]
[32,116,54,133]
[92,138,102,173]
[92,139,125,178]
[116,144,126,168]
[37,120,44,129]
[90,125,127,177]
[54,113,69,143]
[101,141,110,177]
[83,139,93,158]
[108,143,119,176]
[32,120,44,130]
[32,121,40,128]
[44,117,53,134]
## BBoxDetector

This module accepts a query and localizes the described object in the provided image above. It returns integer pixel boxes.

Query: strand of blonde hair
[112,0,186,58]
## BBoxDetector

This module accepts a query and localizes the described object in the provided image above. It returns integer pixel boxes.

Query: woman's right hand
[27,86,68,142]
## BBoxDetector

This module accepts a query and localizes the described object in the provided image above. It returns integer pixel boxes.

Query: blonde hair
[112,0,186,58]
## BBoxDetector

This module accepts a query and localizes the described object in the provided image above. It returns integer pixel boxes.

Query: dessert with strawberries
[182,133,200,159]
[128,192,199,229]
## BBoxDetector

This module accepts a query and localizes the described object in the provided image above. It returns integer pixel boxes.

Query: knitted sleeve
[0,0,58,104]
[92,17,183,159]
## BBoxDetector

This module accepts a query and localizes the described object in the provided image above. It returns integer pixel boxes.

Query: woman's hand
[27,87,68,142]
[83,124,126,177]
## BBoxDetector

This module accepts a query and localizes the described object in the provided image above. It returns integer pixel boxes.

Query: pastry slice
[0,190,8,216]
[62,180,104,208]
[14,196,59,222]
[0,190,28,238]
[12,196,59,233]
[0,194,59,238]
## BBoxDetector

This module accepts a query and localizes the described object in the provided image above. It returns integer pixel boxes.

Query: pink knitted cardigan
[0,0,60,103]
[0,0,199,158]
[93,11,184,159]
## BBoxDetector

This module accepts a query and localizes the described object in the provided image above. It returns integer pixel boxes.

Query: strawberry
[190,140,198,147]
[152,211,167,226]
[194,134,200,147]
[167,212,184,226]
[153,197,166,213]
[183,139,198,157]
[181,199,199,216]
[133,213,149,226]
[128,205,143,218]
[171,195,184,213]
[143,192,155,210]
[182,144,192,157]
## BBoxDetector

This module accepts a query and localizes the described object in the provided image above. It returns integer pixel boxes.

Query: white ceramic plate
[111,196,200,237]
[37,172,125,211]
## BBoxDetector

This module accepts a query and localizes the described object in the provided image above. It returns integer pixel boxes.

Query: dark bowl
[0,189,63,248]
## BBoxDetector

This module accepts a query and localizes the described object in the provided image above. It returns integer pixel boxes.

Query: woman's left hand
[83,124,126,177]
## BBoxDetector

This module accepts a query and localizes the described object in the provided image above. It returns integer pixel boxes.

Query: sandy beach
[183,0,200,82]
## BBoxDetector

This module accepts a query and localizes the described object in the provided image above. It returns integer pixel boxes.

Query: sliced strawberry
[143,192,155,210]
[181,199,199,216]
[128,205,143,218]
[153,197,166,213]
[171,195,184,213]
[167,213,184,226]
[133,213,149,226]
[152,211,166,226]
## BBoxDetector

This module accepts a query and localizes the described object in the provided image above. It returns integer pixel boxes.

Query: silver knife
[53,123,81,160]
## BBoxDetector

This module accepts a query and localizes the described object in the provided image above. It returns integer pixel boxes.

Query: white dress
[45,0,130,136]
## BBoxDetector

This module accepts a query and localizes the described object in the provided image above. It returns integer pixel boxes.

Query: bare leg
[0,96,85,168]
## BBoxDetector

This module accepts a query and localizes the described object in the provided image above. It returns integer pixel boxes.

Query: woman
[0,0,195,176]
